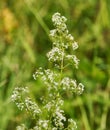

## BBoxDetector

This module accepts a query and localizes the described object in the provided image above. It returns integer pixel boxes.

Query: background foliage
[0,0,110,130]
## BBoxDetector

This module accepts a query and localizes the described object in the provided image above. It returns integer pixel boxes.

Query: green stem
[60,56,64,78]
[60,36,64,81]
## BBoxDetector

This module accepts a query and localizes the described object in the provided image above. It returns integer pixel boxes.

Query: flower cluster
[33,120,49,130]
[11,87,29,110]
[61,77,84,95]
[47,12,79,69]
[53,107,66,128]
[65,55,79,69]
[33,68,59,91]
[32,12,84,129]
[16,124,26,130]
[11,12,84,130]
[44,96,64,111]
[47,47,64,62]
[11,87,41,117]
[68,119,77,130]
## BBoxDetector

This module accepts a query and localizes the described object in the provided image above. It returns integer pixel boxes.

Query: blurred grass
[0,0,110,130]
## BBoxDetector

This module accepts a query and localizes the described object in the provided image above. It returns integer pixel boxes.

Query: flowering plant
[11,12,84,130]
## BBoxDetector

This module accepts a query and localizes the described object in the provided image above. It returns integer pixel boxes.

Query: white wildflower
[12,12,85,130]
[65,55,80,68]
[61,77,84,95]
[53,107,66,128]
[66,34,74,41]
[61,77,77,91]
[73,55,80,69]
[47,47,65,62]
[76,83,84,95]
[50,29,57,37]
[52,127,57,130]
[68,118,77,130]
[25,97,41,116]
[38,120,49,129]
[16,102,24,110]
[16,124,26,130]
[33,67,43,80]
[72,41,78,50]
[52,12,67,26]
[11,87,29,102]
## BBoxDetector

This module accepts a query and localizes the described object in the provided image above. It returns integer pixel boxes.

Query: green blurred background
[0,0,110,130]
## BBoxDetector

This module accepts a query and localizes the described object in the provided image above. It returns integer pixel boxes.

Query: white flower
[61,77,84,95]
[11,92,19,102]
[61,77,70,90]
[50,29,57,37]
[16,102,24,110]
[33,67,43,80]
[66,34,74,41]
[72,55,80,68]
[53,107,66,128]
[61,16,67,22]
[52,128,57,130]
[77,83,84,95]
[47,47,65,62]
[11,87,29,102]
[52,12,61,25]
[38,120,49,128]
[25,97,41,116]
[72,41,78,50]
[16,124,26,130]
[61,77,77,91]
[52,12,67,26]
[68,118,77,130]
[65,55,80,68]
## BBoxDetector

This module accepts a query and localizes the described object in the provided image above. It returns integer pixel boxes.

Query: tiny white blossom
[50,29,57,37]
[66,34,74,41]
[52,128,57,130]
[16,124,26,130]
[73,55,80,69]
[16,102,24,110]
[25,97,41,116]
[77,83,84,95]
[72,41,78,50]
[52,12,67,26]
[61,16,67,22]
[68,118,77,130]
[47,47,65,62]
[61,77,77,91]
[38,120,49,129]
[65,55,80,68]
[33,73,36,80]
[53,107,66,128]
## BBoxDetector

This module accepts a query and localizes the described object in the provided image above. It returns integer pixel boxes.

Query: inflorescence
[11,12,84,130]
